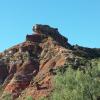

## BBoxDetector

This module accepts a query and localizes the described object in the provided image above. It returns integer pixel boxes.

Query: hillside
[0,24,100,100]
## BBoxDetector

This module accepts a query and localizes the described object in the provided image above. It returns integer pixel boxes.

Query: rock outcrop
[27,24,70,47]
[0,24,100,100]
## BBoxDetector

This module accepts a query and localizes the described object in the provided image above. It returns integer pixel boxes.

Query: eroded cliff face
[0,24,100,100]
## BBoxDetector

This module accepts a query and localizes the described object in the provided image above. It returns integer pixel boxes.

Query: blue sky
[0,0,100,52]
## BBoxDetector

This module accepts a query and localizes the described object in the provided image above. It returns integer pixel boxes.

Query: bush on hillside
[50,61,100,100]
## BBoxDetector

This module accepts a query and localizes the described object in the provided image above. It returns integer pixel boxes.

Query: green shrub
[25,96,33,100]
[50,62,100,100]
[39,97,47,100]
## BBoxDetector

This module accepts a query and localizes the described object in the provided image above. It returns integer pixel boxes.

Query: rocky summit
[0,24,100,100]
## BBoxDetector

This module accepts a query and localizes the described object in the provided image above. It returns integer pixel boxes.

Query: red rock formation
[0,24,100,100]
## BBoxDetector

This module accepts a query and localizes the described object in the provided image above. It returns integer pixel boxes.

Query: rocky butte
[0,24,100,100]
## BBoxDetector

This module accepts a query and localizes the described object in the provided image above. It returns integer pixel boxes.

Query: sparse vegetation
[2,92,13,100]
[0,85,3,97]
